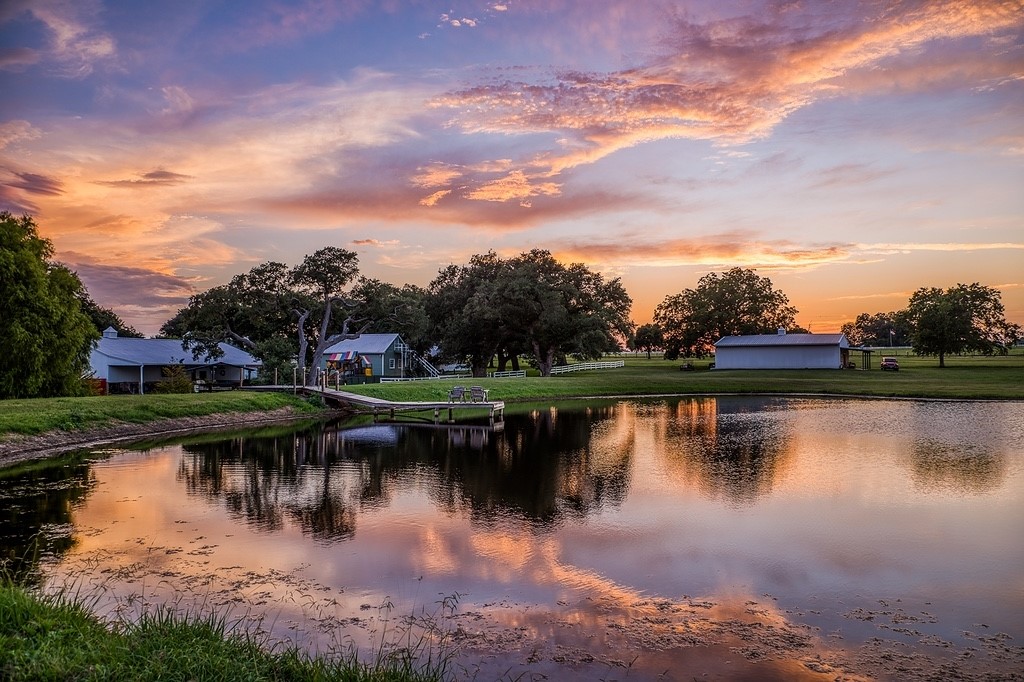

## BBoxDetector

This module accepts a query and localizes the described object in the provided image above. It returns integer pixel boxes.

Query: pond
[2,396,1023,681]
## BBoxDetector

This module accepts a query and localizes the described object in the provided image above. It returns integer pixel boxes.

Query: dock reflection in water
[2,397,1022,681]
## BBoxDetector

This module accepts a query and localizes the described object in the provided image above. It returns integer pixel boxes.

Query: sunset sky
[2,0,1022,336]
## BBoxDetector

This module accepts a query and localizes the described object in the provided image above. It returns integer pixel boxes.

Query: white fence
[489,370,527,378]
[549,360,625,374]
[379,373,471,382]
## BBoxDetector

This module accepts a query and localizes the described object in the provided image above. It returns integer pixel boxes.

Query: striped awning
[327,351,359,361]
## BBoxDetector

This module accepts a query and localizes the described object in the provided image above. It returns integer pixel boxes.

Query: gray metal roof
[324,333,402,355]
[715,333,847,348]
[92,337,261,367]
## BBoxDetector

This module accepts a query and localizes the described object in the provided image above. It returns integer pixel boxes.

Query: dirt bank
[0,407,333,469]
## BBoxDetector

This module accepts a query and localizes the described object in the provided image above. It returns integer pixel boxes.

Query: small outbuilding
[322,333,411,379]
[714,329,850,370]
[90,327,262,394]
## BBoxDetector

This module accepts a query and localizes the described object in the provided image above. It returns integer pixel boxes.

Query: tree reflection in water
[657,396,794,505]
[0,455,97,584]
[174,404,633,543]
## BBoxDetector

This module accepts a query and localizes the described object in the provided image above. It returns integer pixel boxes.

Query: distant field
[345,349,1024,403]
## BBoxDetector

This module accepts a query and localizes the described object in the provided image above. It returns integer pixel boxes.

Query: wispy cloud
[6,171,64,196]
[0,121,42,150]
[96,170,193,188]
[25,0,117,77]
[551,233,854,269]
[857,242,1024,254]
[66,257,198,332]
[223,0,373,49]
[432,0,1024,194]
[0,46,39,71]
[550,235,1024,271]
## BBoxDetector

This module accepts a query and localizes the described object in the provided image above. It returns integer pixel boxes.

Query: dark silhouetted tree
[654,268,797,359]
[1,212,98,398]
[634,323,664,359]
[906,284,1020,367]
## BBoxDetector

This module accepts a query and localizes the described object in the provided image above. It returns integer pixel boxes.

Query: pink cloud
[433,0,1024,182]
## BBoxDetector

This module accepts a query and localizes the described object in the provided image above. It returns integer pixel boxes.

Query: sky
[2,0,1022,337]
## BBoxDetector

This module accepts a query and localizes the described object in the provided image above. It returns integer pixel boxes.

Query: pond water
[2,397,1023,681]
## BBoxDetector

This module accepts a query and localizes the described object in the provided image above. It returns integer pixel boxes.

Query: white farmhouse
[713,329,850,369]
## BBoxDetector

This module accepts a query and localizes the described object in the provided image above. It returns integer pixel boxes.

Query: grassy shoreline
[0,582,446,681]
[1,353,1020,462]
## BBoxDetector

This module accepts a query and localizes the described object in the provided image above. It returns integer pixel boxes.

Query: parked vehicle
[880,357,900,371]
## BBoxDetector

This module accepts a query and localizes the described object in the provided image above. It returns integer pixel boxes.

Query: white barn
[714,330,850,369]
[90,327,261,394]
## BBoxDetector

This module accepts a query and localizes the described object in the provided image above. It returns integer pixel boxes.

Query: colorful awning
[327,351,359,361]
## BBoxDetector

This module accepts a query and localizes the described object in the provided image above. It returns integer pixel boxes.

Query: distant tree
[426,251,633,377]
[509,250,633,376]
[77,290,143,338]
[906,284,1020,367]
[349,278,430,352]
[840,311,911,347]
[653,268,798,359]
[634,323,664,359]
[161,261,297,379]
[289,247,367,384]
[426,252,509,377]
[0,212,98,398]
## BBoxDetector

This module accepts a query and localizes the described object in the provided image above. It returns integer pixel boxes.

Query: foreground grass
[343,351,1024,403]
[0,582,446,682]
[0,392,322,439]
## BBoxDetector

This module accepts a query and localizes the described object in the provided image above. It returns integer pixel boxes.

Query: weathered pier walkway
[250,385,505,426]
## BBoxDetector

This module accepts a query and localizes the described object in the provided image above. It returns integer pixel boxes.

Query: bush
[150,366,194,394]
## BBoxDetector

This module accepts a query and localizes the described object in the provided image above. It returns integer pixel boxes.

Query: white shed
[714,330,850,369]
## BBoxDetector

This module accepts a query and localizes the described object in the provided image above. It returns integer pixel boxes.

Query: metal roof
[91,337,261,367]
[715,333,847,348]
[324,333,402,355]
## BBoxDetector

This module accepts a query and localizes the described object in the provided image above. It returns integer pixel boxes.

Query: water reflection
[0,455,97,583]
[174,403,632,544]
[655,396,794,504]
[900,402,1011,494]
[3,397,1022,681]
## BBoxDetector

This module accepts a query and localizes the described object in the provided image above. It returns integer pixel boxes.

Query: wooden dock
[290,386,505,425]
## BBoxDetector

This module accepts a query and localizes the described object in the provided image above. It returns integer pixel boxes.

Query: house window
[389,358,396,370]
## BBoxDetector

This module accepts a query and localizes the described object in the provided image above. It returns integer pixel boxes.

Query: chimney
[777,328,786,335]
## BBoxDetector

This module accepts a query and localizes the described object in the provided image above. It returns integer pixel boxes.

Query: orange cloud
[463,170,562,204]
[410,163,464,188]
[551,234,855,270]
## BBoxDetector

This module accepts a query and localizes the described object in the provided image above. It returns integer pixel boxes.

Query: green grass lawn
[343,350,1024,403]
[0,391,320,439]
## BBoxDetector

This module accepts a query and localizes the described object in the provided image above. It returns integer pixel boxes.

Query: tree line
[2,211,1020,399]
[635,267,1019,367]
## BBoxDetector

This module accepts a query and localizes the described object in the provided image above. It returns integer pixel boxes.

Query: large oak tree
[654,268,798,359]
[426,250,633,377]
[906,284,1020,367]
